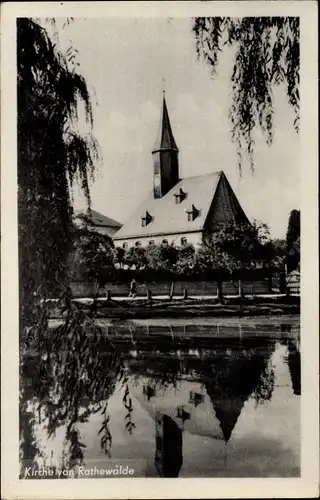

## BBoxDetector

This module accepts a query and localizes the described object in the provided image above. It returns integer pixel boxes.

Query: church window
[135,241,141,247]
[141,210,153,227]
[162,239,168,245]
[174,188,186,204]
[187,205,199,222]
[149,240,155,246]
[122,242,128,250]
[181,237,187,246]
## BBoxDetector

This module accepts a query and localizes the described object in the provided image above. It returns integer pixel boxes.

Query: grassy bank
[49,295,300,320]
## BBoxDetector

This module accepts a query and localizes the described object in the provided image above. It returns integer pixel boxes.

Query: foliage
[121,243,196,276]
[113,247,126,268]
[18,18,99,331]
[193,17,299,169]
[286,209,300,246]
[195,221,270,300]
[286,209,300,271]
[175,244,196,274]
[124,246,148,270]
[68,226,114,283]
[268,238,287,269]
[145,242,178,271]
[196,221,267,273]
[18,18,106,469]
[24,293,135,464]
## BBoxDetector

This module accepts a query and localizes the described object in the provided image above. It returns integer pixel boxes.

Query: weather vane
[162,77,166,96]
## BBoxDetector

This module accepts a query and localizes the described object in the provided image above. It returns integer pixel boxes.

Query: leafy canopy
[18,18,100,329]
[196,221,270,273]
[286,209,300,271]
[69,226,114,282]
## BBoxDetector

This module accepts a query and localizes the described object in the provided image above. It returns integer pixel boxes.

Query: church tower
[152,93,179,198]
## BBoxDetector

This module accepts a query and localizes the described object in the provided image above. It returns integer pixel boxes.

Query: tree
[145,242,178,272]
[69,227,114,296]
[196,235,233,303]
[175,244,196,274]
[18,18,99,332]
[113,247,126,269]
[193,17,299,169]
[286,209,300,271]
[18,19,105,470]
[196,221,267,302]
[124,246,148,271]
[268,238,287,269]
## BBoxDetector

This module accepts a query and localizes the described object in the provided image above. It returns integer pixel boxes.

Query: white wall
[114,231,203,249]
[93,226,120,238]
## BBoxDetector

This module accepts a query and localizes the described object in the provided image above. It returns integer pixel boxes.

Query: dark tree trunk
[90,274,100,317]
[217,280,224,304]
[238,279,245,299]
[169,281,175,301]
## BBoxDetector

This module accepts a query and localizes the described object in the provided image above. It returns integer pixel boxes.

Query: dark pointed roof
[152,95,178,153]
[74,209,122,228]
[213,398,246,442]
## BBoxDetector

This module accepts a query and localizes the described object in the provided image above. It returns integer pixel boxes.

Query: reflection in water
[287,341,301,396]
[20,322,300,478]
[155,413,183,477]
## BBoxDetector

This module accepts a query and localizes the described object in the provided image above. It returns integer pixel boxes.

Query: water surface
[21,320,300,478]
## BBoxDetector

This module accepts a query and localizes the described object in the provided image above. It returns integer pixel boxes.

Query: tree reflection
[287,340,301,396]
[20,302,130,473]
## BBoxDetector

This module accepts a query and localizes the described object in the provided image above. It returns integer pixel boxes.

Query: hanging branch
[193,17,299,170]
[122,384,136,435]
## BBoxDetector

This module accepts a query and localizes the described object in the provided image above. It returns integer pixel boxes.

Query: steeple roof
[153,94,178,153]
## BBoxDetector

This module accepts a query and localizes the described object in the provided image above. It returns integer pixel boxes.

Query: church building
[114,94,249,249]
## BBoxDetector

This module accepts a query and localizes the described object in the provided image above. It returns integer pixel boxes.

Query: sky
[56,18,300,239]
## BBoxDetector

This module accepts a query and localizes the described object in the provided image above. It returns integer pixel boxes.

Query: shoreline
[48,295,300,320]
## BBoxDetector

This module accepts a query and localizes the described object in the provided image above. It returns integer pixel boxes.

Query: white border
[1,2,319,499]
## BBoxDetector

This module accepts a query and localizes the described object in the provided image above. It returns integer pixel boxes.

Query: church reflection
[21,323,299,477]
[128,336,277,476]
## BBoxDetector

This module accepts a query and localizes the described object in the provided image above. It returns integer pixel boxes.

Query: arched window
[149,240,155,246]
[135,241,141,247]
[162,239,168,245]
[122,242,128,249]
[181,237,187,246]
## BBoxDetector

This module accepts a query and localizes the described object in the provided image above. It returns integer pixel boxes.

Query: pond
[20,319,300,478]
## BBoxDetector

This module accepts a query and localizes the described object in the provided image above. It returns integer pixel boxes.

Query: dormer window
[174,187,186,204]
[141,210,152,227]
[189,391,204,407]
[187,204,199,222]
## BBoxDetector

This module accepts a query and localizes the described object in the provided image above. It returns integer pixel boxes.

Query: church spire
[152,93,179,199]
[153,93,179,153]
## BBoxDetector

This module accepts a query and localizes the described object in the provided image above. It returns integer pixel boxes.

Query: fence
[286,271,300,294]
[70,279,272,299]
